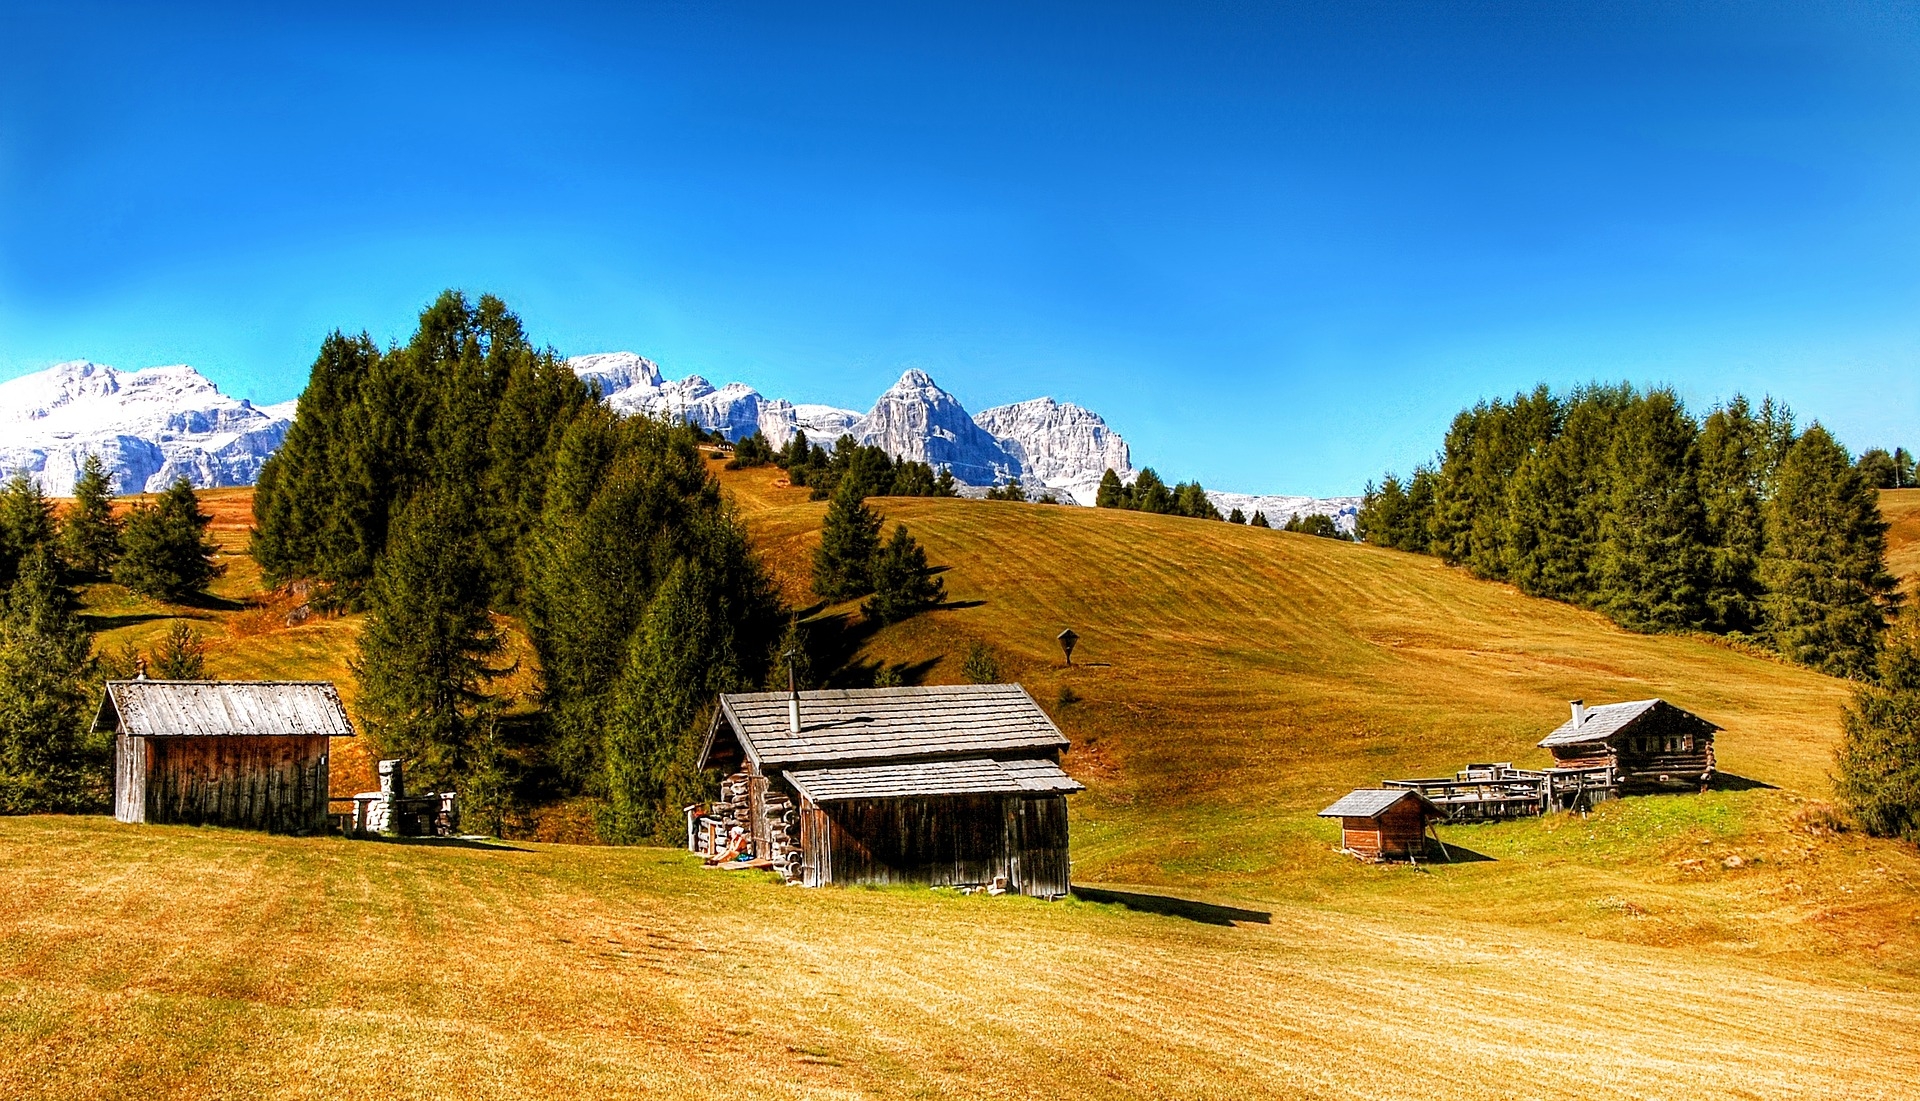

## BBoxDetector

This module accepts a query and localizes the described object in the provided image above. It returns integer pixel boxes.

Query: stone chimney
[1570,699,1586,726]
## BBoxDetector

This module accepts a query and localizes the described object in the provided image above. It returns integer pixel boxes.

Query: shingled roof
[1318,789,1442,819]
[1538,698,1720,748]
[94,680,355,739]
[786,757,1084,803]
[703,684,1068,770]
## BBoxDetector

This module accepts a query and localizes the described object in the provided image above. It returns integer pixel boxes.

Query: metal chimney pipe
[786,648,801,734]
[1570,699,1586,726]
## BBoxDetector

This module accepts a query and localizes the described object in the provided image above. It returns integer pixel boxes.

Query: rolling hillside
[8,471,1918,1099]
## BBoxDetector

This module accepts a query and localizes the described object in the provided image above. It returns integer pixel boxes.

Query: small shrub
[1055,685,1080,708]
[960,641,999,684]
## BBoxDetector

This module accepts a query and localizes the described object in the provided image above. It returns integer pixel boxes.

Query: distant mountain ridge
[0,354,1356,524]
[0,360,294,496]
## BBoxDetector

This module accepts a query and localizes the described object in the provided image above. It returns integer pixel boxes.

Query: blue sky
[2,1,1916,496]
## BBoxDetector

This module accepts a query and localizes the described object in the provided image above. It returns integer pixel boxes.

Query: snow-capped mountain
[0,351,1359,528]
[853,369,1020,487]
[1206,491,1363,534]
[0,360,294,495]
[567,353,1360,519]
[974,396,1131,506]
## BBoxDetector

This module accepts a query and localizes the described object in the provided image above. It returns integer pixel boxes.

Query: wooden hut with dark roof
[694,684,1084,897]
[95,680,354,833]
[1539,698,1719,795]
[1318,789,1445,862]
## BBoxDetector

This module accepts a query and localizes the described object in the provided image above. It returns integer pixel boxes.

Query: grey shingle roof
[709,684,1068,769]
[1318,789,1440,819]
[785,757,1084,803]
[95,681,355,738]
[1538,698,1719,748]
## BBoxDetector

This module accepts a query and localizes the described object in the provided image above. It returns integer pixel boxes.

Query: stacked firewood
[763,789,802,882]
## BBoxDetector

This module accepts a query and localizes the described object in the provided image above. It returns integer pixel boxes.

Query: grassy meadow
[4,469,1917,1098]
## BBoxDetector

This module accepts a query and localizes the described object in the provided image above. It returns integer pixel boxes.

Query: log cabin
[95,679,354,834]
[1538,698,1719,795]
[1318,789,1445,862]
[692,684,1084,898]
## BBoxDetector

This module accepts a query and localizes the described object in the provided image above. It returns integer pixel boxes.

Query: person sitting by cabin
[708,826,750,866]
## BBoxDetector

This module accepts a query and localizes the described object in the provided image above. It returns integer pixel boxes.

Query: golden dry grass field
[4,473,1918,1099]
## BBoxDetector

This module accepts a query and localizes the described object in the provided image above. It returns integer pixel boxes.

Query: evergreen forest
[1356,385,1901,679]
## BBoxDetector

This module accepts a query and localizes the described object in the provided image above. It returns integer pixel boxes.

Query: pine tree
[1760,425,1899,678]
[863,524,946,623]
[1833,604,1920,840]
[1894,447,1916,489]
[960,641,1000,684]
[1249,511,1270,528]
[1228,507,1246,525]
[0,474,59,590]
[150,621,207,680]
[603,561,739,843]
[1173,481,1219,519]
[766,616,813,691]
[932,465,958,497]
[1696,397,1768,634]
[0,547,105,813]
[1594,390,1706,631]
[1095,469,1125,509]
[813,478,883,599]
[1857,449,1900,489]
[114,478,218,601]
[351,490,503,795]
[1132,468,1172,514]
[61,455,121,578]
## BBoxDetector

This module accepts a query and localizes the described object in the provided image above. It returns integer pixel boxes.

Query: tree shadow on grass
[1711,772,1776,792]
[81,611,175,633]
[351,835,533,853]
[1071,885,1271,926]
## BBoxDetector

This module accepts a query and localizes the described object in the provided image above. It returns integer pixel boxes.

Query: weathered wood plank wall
[141,735,330,833]
[801,792,1071,897]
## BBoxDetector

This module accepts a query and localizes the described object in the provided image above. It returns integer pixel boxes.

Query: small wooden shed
[694,684,1084,897]
[1318,789,1445,862]
[1539,698,1719,796]
[95,680,354,834]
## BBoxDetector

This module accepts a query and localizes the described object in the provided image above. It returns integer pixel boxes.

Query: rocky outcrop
[974,397,1131,505]
[851,370,1020,487]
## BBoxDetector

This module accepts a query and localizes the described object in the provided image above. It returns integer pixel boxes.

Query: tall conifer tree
[1759,425,1898,678]
[114,478,217,601]
[352,489,503,794]
[1594,390,1706,631]
[813,478,883,599]
[61,455,122,579]
[0,547,104,812]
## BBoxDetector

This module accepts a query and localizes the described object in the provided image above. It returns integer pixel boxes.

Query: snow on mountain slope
[1207,491,1363,533]
[975,397,1131,506]
[0,360,292,495]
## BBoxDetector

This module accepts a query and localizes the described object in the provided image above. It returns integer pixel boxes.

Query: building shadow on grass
[1071,885,1271,926]
[1426,842,1495,863]
[1711,772,1776,792]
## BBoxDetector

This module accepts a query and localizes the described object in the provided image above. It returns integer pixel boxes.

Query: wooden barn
[1538,698,1719,795]
[96,680,354,834]
[1318,789,1445,862]
[691,684,1084,898]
